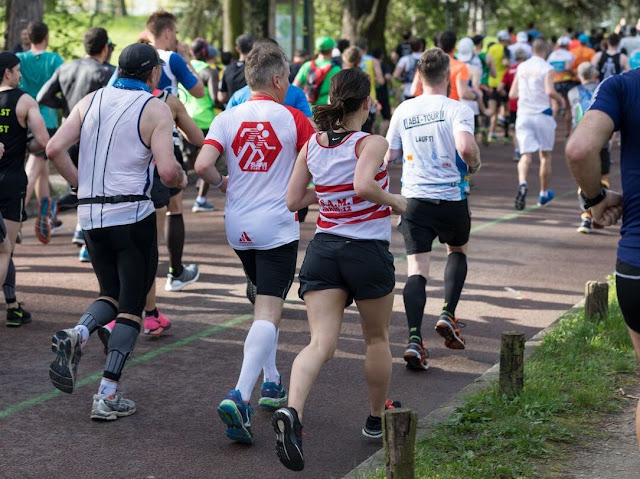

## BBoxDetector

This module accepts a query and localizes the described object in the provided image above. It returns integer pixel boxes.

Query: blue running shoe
[218,389,254,444]
[72,229,85,246]
[258,377,287,409]
[79,245,90,263]
[537,189,555,206]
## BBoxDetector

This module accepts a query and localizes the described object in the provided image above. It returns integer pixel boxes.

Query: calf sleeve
[104,318,140,382]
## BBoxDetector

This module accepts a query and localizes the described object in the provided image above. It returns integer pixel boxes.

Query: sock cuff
[406,274,427,286]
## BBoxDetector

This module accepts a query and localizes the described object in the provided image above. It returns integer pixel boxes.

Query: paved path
[0,133,621,478]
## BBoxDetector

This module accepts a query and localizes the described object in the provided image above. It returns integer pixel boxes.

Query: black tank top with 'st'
[0,88,28,199]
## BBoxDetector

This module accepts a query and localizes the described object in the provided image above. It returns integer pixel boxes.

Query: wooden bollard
[383,408,417,479]
[499,331,525,399]
[585,281,609,321]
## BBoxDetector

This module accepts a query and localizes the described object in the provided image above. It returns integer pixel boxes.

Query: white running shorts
[515,113,556,154]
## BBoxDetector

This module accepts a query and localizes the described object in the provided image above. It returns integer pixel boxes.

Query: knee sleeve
[78,299,118,335]
[104,318,140,382]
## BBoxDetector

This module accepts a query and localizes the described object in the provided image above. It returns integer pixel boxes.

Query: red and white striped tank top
[307,131,391,242]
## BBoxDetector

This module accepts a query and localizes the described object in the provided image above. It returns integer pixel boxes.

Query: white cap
[516,31,528,43]
[497,30,510,41]
[457,37,474,62]
[557,36,571,47]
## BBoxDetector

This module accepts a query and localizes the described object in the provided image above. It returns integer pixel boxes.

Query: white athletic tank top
[307,131,391,243]
[77,87,156,230]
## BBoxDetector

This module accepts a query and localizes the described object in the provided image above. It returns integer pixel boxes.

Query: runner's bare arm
[194,144,226,190]
[566,110,622,226]
[46,100,84,187]
[486,53,497,78]
[372,58,385,86]
[286,143,316,211]
[167,94,204,147]
[17,94,50,154]
[354,135,407,215]
[147,100,187,189]
[591,52,601,67]
[621,54,631,72]
[454,131,481,171]
[544,70,565,107]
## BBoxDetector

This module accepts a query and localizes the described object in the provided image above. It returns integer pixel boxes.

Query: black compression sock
[3,258,15,302]
[165,214,185,277]
[403,275,427,341]
[443,252,468,317]
[145,308,159,318]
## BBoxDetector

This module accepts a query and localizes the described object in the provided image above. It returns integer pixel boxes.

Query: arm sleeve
[203,114,227,153]
[385,104,403,150]
[285,106,316,151]
[452,104,476,135]
[169,53,198,91]
[589,75,623,131]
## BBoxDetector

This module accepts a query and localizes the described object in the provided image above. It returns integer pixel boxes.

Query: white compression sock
[235,319,277,402]
[98,378,117,397]
[74,325,89,349]
[263,328,280,384]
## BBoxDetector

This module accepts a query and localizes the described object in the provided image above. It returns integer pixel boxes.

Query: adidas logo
[239,232,252,244]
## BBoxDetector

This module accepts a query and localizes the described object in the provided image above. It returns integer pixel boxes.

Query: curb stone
[342,299,586,479]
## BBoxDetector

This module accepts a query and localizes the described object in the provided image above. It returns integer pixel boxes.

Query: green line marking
[0,315,252,419]
[0,184,586,419]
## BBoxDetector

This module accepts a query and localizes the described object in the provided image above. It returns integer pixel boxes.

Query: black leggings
[616,259,640,334]
[84,213,158,316]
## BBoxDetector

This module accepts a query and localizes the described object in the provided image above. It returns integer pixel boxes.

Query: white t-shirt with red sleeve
[205,95,316,250]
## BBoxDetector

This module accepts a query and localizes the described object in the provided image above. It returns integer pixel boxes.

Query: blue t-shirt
[227,84,312,117]
[590,69,640,267]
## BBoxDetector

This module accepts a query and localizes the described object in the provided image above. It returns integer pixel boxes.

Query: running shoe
[192,199,216,212]
[513,149,520,162]
[97,320,115,355]
[537,190,555,206]
[515,184,527,211]
[577,217,592,234]
[259,377,287,409]
[72,229,85,246]
[480,128,489,146]
[488,133,499,143]
[273,406,304,471]
[35,198,52,244]
[218,389,254,444]
[361,399,403,439]
[165,264,199,291]
[49,328,83,394]
[15,231,22,244]
[50,198,62,234]
[51,219,63,235]
[6,304,32,327]
[90,392,136,421]
[78,245,90,262]
[435,313,466,350]
[246,274,256,305]
[403,339,429,370]
[144,310,171,336]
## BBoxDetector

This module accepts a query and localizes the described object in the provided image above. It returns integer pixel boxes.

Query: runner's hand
[591,190,623,226]
[0,142,4,159]
[219,176,229,194]
[391,194,408,215]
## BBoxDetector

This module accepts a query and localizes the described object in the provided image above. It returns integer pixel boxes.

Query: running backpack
[399,54,418,83]
[597,52,621,80]
[575,85,594,124]
[304,60,333,104]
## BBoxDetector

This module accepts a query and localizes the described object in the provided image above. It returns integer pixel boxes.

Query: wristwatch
[580,186,607,209]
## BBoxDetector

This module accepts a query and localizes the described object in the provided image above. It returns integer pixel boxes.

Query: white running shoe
[165,263,200,291]
[90,392,136,421]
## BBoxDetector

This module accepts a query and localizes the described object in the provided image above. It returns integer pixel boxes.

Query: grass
[367,281,636,478]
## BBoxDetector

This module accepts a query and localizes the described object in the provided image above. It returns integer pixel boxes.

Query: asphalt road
[0,132,621,478]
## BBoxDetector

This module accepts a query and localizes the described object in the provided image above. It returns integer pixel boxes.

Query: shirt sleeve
[285,105,316,151]
[452,103,475,135]
[294,61,310,85]
[589,75,623,131]
[204,113,227,153]
[169,53,198,91]
[385,103,403,150]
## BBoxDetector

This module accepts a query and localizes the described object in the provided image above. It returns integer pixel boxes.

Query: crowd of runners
[2,10,640,472]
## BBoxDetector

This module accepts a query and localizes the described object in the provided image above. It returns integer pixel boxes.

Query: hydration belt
[78,195,150,205]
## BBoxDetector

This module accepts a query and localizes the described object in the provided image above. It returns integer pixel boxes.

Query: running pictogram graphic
[231,122,282,172]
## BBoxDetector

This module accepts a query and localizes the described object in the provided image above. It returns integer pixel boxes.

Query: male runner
[218,34,254,105]
[592,33,630,80]
[294,37,341,106]
[195,43,315,443]
[46,42,186,419]
[386,48,481,369]
[0,52,50,326]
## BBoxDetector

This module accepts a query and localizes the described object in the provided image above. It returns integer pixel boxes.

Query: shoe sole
[192,207,215,213]
[362,427,383,439]
[272,409,304,471]
[49,331,81,394]
[435,321,466,350]
[258,394,287,409]
[165,270,200,292]
[6,319,22,327]
[537,200,554,207]
[577,227,590,234]
[91,403,137,421]
[246,280,256,305]
[515,196,526,211]
[217,400,253,444]
[148,323,171,336]
[403,349,428,370]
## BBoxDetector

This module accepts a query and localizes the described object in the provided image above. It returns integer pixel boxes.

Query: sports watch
[580,186,607,209]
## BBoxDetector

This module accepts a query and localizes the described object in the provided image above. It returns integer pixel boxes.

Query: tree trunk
[6,0,43,50]
[223,0,243,53]
[341,0,391,54]
[119,0,128,16]
[246,0,269,39]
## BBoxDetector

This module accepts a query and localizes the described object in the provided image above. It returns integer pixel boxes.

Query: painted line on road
[0,185,581,420]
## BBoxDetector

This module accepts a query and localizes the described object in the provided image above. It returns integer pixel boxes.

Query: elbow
[45,141,59,161]
[565,138,587,166]
[286,195,299,212]
[354,181,374,201]
[194,158,207,178]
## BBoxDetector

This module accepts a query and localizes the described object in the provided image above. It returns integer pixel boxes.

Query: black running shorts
[0,211,6,244]
[0,197,26,223]
[554,81,579,97]
[616,259,640,334]
[84,213,158,316]
[298,233,395,305]
[398,198,471,254]
[234,241,298,299]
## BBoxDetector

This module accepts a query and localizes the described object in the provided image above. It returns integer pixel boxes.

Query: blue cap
[578,33,590,45]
